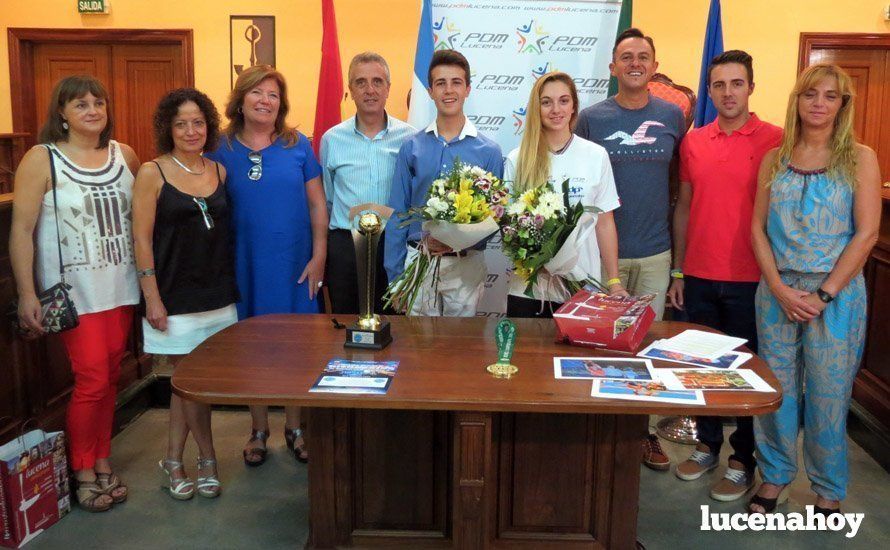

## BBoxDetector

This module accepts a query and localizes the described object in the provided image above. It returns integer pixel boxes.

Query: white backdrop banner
[409,0,622,316]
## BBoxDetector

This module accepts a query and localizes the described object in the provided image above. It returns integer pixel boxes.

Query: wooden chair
[647,73,697,130]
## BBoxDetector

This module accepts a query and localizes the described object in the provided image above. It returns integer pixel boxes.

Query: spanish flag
[312,0,343,157]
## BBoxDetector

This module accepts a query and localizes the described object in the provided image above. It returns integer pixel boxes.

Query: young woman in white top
[10,75,140,512]
[503,71,627,317]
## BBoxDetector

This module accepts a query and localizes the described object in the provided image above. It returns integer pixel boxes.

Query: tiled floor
[25,409,890,549]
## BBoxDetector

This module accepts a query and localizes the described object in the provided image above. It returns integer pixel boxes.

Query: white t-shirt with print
[503,136,620,303]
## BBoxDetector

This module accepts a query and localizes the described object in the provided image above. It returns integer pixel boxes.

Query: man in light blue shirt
[320,52,415,314]
[385,50,503,317]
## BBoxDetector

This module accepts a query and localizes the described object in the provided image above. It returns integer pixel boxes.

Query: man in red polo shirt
[667,50,782,501]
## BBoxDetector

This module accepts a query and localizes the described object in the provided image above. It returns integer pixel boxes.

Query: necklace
[170,154,206,175]
[550,135,573,155]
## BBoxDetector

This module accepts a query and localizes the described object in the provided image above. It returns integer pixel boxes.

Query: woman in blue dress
[206,65,328,465]
[749,64,881,515]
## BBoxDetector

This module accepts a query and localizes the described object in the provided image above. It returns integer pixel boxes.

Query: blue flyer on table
[309,359,399,395]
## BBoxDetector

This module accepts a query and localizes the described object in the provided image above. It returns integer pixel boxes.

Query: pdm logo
[549,35,598,53]
[476,73,526,92]
[467,112,507,133]
[531,62,559,80]
[573,76,611,95]
[512,107,527,136]
[460,28,509,50]
[516,20,549,54]
[433,17,461,51]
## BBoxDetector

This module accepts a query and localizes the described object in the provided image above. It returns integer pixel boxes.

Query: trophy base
[345,320,392,350]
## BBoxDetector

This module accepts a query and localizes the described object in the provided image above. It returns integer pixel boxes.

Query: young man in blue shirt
[385,50,503,316]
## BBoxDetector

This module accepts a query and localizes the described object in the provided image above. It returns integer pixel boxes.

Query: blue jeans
[684,275,759,471]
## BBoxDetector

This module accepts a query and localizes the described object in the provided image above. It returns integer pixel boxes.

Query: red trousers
[59,305,134,471]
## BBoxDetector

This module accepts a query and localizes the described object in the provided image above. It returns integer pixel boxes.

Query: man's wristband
[670,269,684,280]
[606,277,622,287]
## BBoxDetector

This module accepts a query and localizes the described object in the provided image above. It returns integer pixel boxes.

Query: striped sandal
[158,459,195,500]
[75,479,114,512]
[96,471,128,504]
[196,457,221,498]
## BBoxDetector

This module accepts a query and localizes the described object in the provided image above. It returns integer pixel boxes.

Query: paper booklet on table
[655,329,747,360]
[637,340,751,369]
[309,359,399,395]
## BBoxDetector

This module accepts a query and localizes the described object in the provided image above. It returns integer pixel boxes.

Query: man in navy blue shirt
[385,50,503,316]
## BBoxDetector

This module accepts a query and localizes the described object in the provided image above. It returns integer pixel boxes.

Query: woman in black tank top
[132,88,238,501]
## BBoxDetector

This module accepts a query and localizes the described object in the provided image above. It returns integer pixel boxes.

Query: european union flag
[694,0,724,127]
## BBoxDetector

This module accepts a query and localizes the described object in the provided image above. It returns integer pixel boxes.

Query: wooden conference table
[173,314,782,549]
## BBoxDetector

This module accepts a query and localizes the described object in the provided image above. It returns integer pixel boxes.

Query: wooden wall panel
[111,44,186,162]
[499,413,593,532]
[354,409,448,532]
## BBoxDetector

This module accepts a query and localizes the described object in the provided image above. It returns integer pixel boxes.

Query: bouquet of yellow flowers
[501,179,604,298]
[384,159,507,313]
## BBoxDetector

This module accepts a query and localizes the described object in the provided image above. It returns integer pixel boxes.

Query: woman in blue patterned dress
[206,65,328,465]
[748,64,881,515]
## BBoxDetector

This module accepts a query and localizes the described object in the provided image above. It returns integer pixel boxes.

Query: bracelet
[606,277,622,287]
[137,268,156,278]
[670,269,684,279]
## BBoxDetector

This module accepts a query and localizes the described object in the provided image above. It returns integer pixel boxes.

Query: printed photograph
[638,341,750,369]
[658,368,776,392]
[592,379,706,405]
[554,357,655,381]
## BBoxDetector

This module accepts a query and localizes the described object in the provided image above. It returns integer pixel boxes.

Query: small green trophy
[486,319,518,379]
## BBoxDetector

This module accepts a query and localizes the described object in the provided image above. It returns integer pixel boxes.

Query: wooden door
[799,34,890,181]
[801,33,890,431]
[32,42,187,163]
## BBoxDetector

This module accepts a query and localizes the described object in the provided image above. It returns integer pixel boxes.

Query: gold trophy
[345,210,392,350]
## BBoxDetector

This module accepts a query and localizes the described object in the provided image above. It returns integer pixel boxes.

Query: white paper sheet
[656,329,747,360]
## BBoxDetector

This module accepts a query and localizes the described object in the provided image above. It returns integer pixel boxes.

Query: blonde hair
[513,72,579,193]
[769,63,857,186]
[223,65,299,147]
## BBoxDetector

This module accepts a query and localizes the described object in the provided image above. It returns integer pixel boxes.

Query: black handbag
[6,146,80,335]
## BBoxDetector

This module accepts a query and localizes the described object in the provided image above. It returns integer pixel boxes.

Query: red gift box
[553,290,656,353]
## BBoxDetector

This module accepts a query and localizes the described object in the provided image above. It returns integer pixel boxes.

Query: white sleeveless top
[36,141,139,314]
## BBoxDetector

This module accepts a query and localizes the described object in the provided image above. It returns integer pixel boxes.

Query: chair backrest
[647,73,696,130]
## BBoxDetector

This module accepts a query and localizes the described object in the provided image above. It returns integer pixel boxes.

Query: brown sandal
[243,429,269,467]
[75,479,114,512]
[284,428,308,464]
[96,472,128,504]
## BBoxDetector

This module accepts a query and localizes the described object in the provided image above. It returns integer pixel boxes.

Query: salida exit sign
[78,0,110,14]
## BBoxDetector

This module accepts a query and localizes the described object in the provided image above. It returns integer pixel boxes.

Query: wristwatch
[816,288,834,303]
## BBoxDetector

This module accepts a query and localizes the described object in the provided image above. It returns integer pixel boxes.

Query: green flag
[607,0,633,97]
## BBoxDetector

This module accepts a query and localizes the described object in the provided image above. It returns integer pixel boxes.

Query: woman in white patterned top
[10,75,140,513]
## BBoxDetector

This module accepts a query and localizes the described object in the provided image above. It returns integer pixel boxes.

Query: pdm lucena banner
[408,0,622,316]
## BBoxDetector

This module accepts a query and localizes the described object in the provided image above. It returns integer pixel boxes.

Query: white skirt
[142,304,238,355]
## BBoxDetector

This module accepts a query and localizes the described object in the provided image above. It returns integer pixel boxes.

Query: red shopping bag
[0,429,69,548]
[553,290,655,353]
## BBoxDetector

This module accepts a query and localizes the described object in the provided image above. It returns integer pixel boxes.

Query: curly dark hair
[153,87,221,155]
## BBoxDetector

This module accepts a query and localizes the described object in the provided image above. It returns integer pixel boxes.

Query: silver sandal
[196,457,221,498]
[158,459,195,500]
